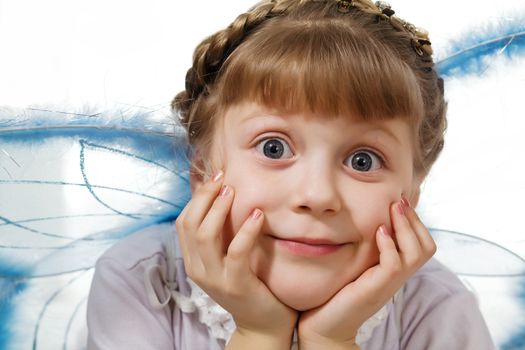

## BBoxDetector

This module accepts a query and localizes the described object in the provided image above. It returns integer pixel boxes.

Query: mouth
[269,235,349,257]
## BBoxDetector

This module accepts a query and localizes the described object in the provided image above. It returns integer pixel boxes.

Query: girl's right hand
[175,171,298,342]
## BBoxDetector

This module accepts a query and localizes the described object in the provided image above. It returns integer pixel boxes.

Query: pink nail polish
[212,170,223,182]
[397,202,405,215]
[219,185,230,196]
[251,208,262,220]
[379,225,390,236]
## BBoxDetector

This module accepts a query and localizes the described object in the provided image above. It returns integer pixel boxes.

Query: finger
[374,225,403,280]
[349,226,402,298]
[376,225,401,266]
[176,202,194,264]
[390,201,422,263]
[176,214,191,263]
[224,209,264,284]
[197,185,235,272]
[180,170,224,234]
[176,171,223,278]
[177,210,208,277]
[372,227,413,301]
[403,203,437,256]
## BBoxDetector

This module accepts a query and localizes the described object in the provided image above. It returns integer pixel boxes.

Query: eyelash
[255,137,294,160]
[254,137,387,171]
[344,149,385,172]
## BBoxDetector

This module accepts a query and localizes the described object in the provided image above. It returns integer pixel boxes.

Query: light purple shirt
[87,223,495,349]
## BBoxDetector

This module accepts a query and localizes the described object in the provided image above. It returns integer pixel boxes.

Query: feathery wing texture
[1,10,525,350]
[0,110,190,349]
[420,14,525,349]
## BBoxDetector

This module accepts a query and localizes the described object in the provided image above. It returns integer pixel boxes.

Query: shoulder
[400,258,479,322]
[398,258,495,349]
[90,221,186,298]
[405,258,468,298]
[87,223,226,350]
[87,223,179,348]
[96,221,179,271]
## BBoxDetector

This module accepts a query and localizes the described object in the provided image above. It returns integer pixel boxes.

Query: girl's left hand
[297,199,437,349]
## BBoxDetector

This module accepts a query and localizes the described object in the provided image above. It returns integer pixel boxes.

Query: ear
[189,169,202,193]
[189,159,206,193]
[408,185,421,208]
[188,136,224,193]
[406,173,423,207]
[189,154,223,193]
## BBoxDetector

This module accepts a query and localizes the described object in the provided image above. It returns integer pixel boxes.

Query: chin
[267,277,342,311]
[279,293,330,311]
[251,244,368,311]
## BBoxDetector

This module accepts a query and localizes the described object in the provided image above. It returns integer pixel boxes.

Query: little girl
[87,0,495,349]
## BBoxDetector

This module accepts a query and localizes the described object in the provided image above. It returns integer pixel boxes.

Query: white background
[2,0,522,256]
[0,0,522,107]
[1,0,524,345]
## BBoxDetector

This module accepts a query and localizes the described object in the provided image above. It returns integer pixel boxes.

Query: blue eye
[255,138,293,159]
[345,150,382,172]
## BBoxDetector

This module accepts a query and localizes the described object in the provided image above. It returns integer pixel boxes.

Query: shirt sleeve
[399,273,496,350]
[86,256,175,350]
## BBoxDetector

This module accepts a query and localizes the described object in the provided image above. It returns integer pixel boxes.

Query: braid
[172,0,446,177]
[172,0,297,135]
[419,77,447,173]
[173,0,434,129]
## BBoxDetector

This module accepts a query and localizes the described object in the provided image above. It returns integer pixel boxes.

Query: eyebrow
[239,111,404,145]
[239,112,281,125]
[369,126,402,146]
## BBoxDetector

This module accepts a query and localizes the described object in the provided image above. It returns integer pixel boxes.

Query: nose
[291,162,342,215]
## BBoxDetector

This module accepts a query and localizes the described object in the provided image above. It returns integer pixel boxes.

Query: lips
[276,236,343,245]
[270,235,348,257]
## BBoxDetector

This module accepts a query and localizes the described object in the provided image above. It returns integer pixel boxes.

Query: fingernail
[219,185,230,196]
[379,224,390,237]
[251,208,262,220]
[397,202,405,216]
[401,197,411,208]
[212,170,223,182]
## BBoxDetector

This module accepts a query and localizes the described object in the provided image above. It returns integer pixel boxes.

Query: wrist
[298,334,359,350]
[226,327,294,350]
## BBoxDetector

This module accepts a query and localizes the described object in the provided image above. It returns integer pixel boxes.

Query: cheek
[222,169,271,238]
[349,183,400,236]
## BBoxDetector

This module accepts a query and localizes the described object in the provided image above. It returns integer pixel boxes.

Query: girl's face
[197,102,421,311]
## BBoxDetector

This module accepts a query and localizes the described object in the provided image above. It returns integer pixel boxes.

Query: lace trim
[356,304,388,344]
[144,261,391,345]
[185,279,236,341]
[185,278,389,345]
[144,226,393,344]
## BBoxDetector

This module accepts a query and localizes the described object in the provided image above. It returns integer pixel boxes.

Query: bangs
[215,18,424,122]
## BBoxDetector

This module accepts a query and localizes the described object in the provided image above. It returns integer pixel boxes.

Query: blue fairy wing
[0,108,190,350]
[419,14,525,349]
[428,228,525,350]
[429,229,525,278]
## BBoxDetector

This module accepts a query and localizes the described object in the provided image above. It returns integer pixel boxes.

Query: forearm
[299,343,360,350]
[226,328,294,350]
[298,336,360,350]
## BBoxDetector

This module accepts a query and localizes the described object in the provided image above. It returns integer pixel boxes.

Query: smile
[270,236,348,257]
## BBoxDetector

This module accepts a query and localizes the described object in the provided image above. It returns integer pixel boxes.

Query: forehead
[203,101,420,182]
[220,102,414,147]
[215,16,424,127]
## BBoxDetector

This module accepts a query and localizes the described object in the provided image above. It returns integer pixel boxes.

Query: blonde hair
[172,0,447,177]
